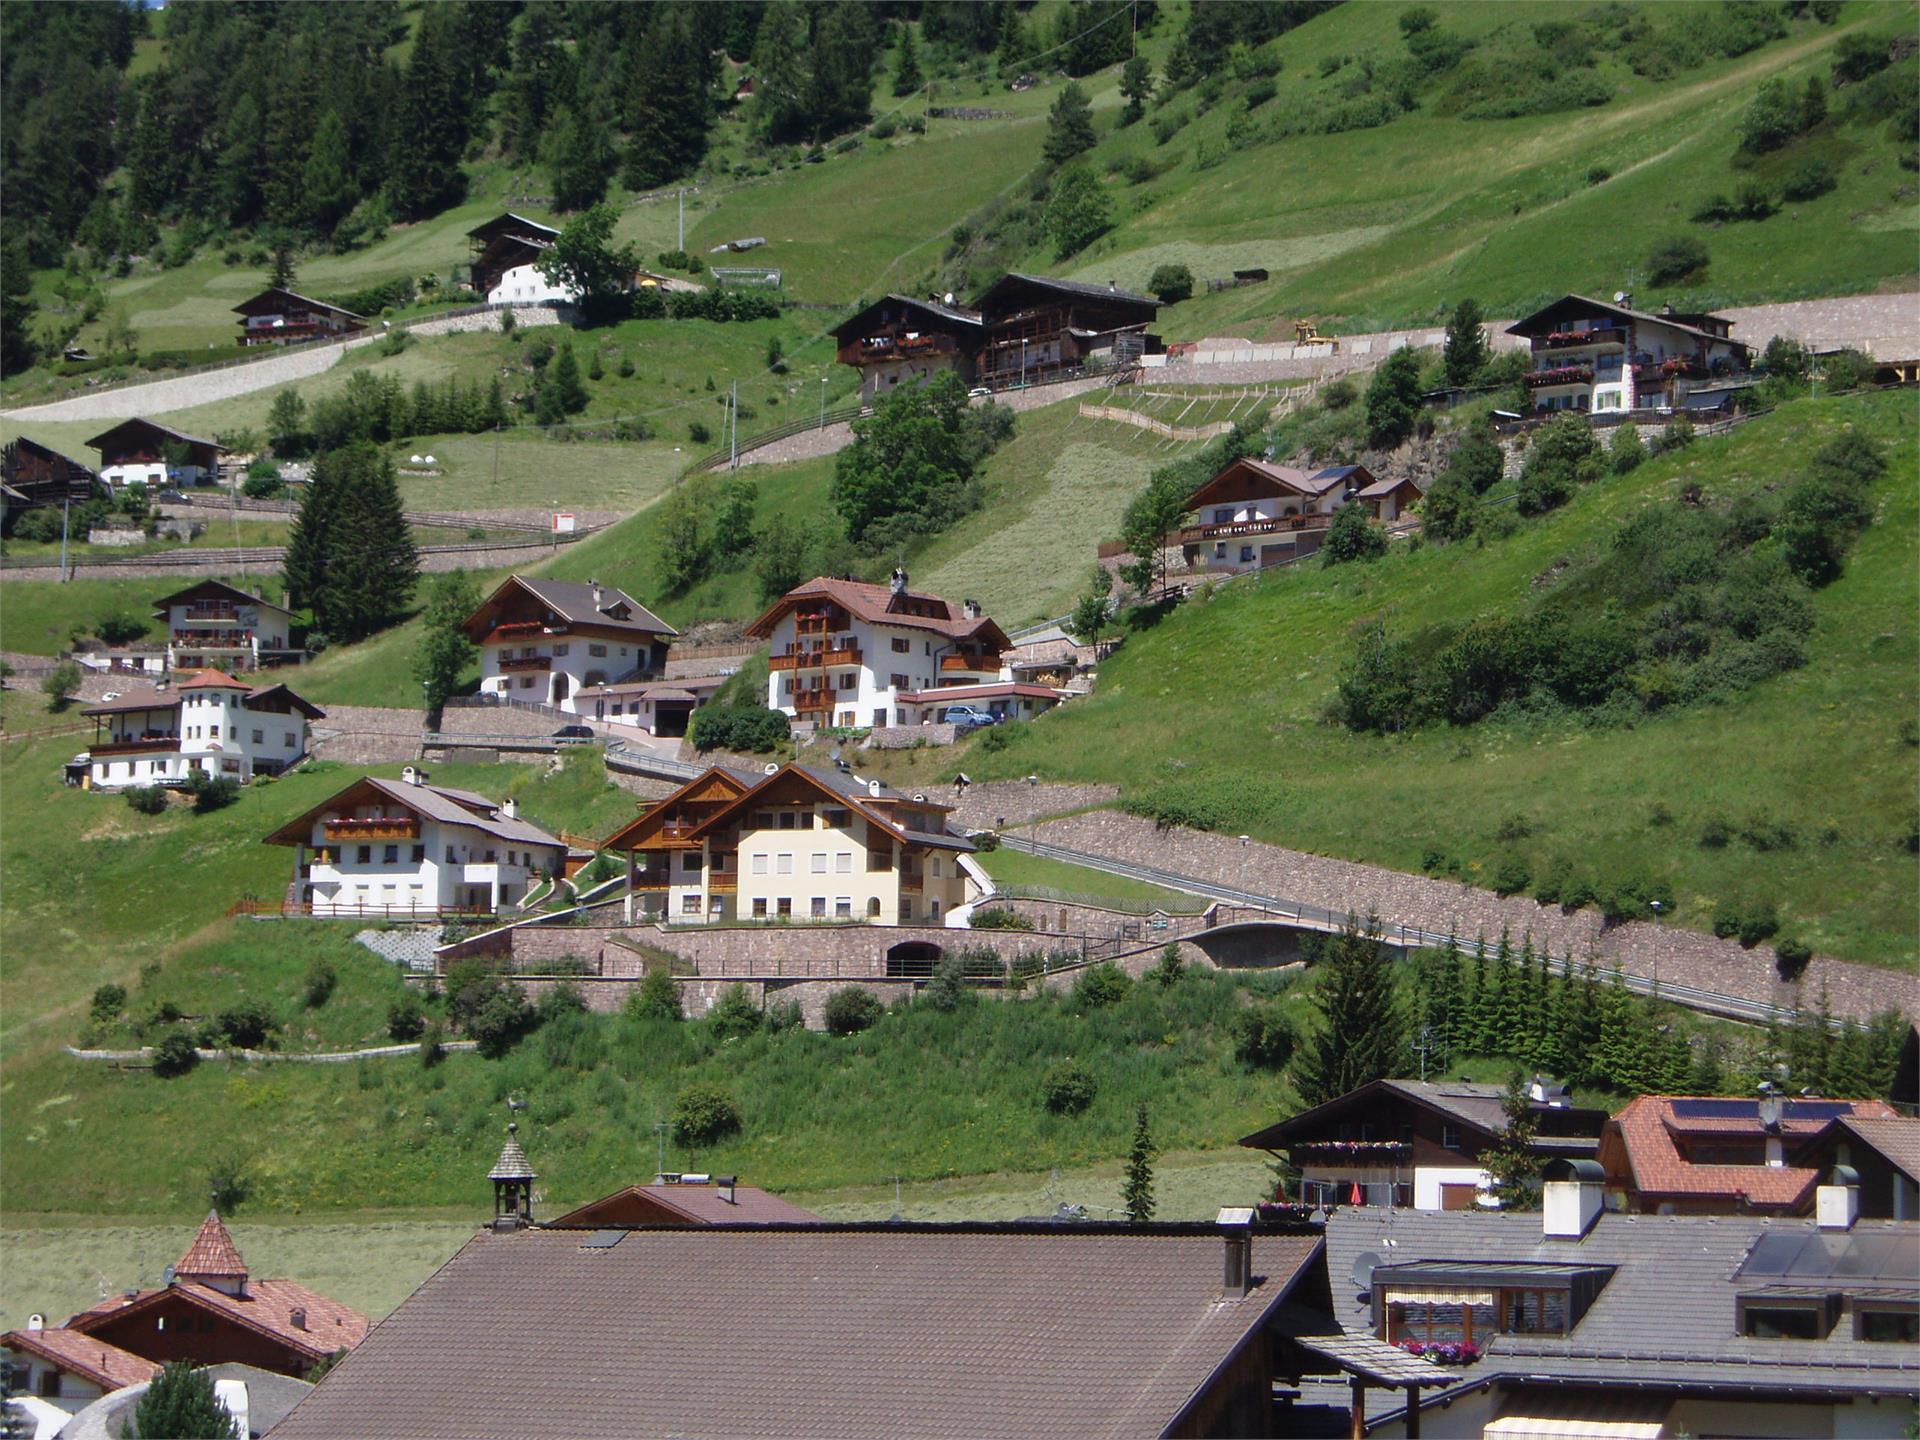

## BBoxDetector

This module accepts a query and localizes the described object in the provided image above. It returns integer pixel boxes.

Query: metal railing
[684,404,866,474]
[422,731,598,752]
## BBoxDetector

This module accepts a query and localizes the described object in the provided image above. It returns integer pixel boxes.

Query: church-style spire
[176,1210,249,1296]
[489,1122,537,1231]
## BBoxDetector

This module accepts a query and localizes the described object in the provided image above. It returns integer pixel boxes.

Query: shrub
[1587,165,1611,185]
[1495,812,1533,842]
[924,955,975,1012]
[1650,418,1695,455]
[467,982,536,1058]
[1818,349,1875,392]
[417,1020,446,1066]
[1072,961,1132,1008]
[706,983,762,1041]
[1147,263,1194,303]
[1491,854,1532,896]
[1781,159,1836,202]
[216,1002,275,1049]
[536,982,588,1022]
[1774,936,1813,980]
[1320,378,1358,411]
[625,967,683,1022]
[1234,1004,1295,1068]
[671,1084,742,1146]
[303,960,338,1008]
[688,704,789,754]
[126,785,170,816]
[1611,422,1646,473]
[1646,234,1708,286]
[1699,815,1732,848]
[1738,812,1796,851]
[90,983,128,1023]
[689,420,712,445]
[184,770,240,814]
[1042,1060,1097,1114]
[387,994,427,1042]
[151,1030,200,1078]
[1320,504,1388,565]
[1739,77,1809,154]
[1532,857,1570,906]
[970,906,1034,931]
[1738,900,1781,946]
[1147,943,1185,988]
[824,986,883,1035]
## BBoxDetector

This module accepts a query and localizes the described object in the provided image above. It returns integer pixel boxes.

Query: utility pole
[677,189,684,252]
[728,380,738,471]
[58,496,70,581]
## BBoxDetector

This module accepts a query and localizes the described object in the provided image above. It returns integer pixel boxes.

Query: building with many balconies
[1507,294,1750,416]
[600,762,981,927]
[150,579,300,672]
[1175,458,1406,574]
[233,287,366,347]
[84,418,225,492]
[263,766,565,917]
[462,576,677,714]
[76,670,323,791]
[746,571,1013,729]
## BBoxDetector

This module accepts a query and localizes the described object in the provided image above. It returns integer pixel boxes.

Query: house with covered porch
[1176,458,1396,574]
[85,418,225,492]
[76,669,322,791]
[1507,294,1750,416]
[233,287,366,347]
[462,575,677,715]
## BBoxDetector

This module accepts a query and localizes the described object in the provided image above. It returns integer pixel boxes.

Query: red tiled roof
[69,1278,369,1361]
[1,1326,160,1391]
[551,1182,821,1228]
[176,1210,248,1280]
[175,668,254,691]
[1605,1096,1901,1209]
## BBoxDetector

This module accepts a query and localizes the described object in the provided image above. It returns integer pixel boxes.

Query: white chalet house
[1508,294,1751,415]
[76,670,323,791]
[746,572,1020,729]
[264,768,566,916]
[466,214,578,307]
[151,579,300,673]
[461,576,677,714]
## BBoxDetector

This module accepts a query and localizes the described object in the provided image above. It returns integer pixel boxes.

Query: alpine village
[1,2,1917,1437]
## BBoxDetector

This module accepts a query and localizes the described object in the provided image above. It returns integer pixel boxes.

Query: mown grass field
[958,391,1920,966]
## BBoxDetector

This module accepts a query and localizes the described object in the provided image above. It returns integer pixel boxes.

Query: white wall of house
[84,689,310,790]
[164,598,295,670]
[99,459,213,491]
[300,811,560,916]
[480,637,651,713]
[763,614,1004,728]
[1412,1165,1492,1211]
[483,261,576,307]
[0,1352,106,1415]
[857,353,966,405]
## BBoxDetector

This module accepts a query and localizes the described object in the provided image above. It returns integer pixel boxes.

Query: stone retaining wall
[309,706,422,764]
[869,723,957,749]
[1030,811,1913,1022]
[950,781,1121,832]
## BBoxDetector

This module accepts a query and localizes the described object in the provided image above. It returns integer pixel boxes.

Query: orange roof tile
[176,1210,248,1280]
[175,668,254,691]
[2,1326,160,1391]
[1606,1096,1899,1210]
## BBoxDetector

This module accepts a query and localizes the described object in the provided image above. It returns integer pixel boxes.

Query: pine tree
[499,2,572,159]
[1123,1104,1157,1221]
[483,378,507,429]
[1482,1074,1542,1211]
[387,2,470,219]
[1442,297,1490,386]
[542,103,612,212]
[0,233,39,376]
[267,241,298,291]
[623,5,717,190]
[291,443,417,642]
[892,26,924,97]
[1293,916,1406,1107]
[1594,967,1651,1093]
[302,109,355,234]
[1463,944,1490,1053]
[549,344,588,414]
[1043,82,1096,165]
[412,569,480,713]
[807,3,877,137]
[212,92,268,225]
[751,1,815,142]
[131,1362,238,1440]
[1119,56,1154,124]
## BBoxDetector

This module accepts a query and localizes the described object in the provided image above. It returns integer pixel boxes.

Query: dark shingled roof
[272,1225,1324,1440]
[1322,1209,1920,1400]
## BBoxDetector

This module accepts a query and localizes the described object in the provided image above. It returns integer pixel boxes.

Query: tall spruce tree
[542,102,612,211]
[623,6,716,190]
[1293,916,1405,1107]
[1481,1075,1542,1211]
[413,570,480,713]
[302,109,355,233]
[892,26,924,97]
[1442,297,1491,386]
[386,2,469,219]
[1594,967,1652,1093]
[1043,82,1096,165]
[287,443,417,643]
[1123,1104,1157,1222]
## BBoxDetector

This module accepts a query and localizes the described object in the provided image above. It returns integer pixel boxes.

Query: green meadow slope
[959,391,1919,967]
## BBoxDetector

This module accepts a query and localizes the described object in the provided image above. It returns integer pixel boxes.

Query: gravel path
[1030,811,1914,1024]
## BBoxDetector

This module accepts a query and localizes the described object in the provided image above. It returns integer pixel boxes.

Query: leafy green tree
[1321,504,1388,566]
[655,485,709,593]
[892,26,924,96]
[1482,1074,1542,1211]
[268,388,309,457]
[412,569,481,712]
[536,204,639,324]
[41,660,82,710]
[1334,623,1415,732]
[1364,347,1422,449]
[712,477,757,559]
[1292,917,1405,1106]
[542,103,613,212]
[831,370,977,543]
[1043,82,1096,165]
[1117,468,1190,597]
[754,514,814,603]
[130,1363,238,1439]
[1610,422,1646,473]
[1418,469,1479,543]
[626,967,684,1022]
[1120,56,1155,123]
[1148,263,1194,303]
[1043,165,1111,259]
[1123,1104,1157,1221]
[1442,297,1490,386]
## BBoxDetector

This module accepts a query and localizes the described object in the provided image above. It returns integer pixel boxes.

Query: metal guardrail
[995,833,1821,1029]
[604,740,707,781]
[684,404,866,474]
[422,730,598,752]
[2,529,594,575]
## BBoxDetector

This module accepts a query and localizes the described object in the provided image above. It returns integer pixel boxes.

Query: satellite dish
[763,761,779,775]
[944,292,955,306]
[829,746,842,763]
[1613,291,1627,304]
[1349,1250,1383,1292]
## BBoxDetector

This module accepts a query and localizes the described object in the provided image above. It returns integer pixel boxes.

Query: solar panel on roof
[579,1229,626,1250]
[1670,1099,1760,1119]
[1739,1232,1806,1276]
[1781,1100,1854,1121]
[1738,1229,1920,1284]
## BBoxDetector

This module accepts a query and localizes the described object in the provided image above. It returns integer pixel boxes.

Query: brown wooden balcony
[323,817,420,841]
[498,655,552,673]
[771,645,862,671]
[1526,365,1594,388]
[1176,514,1325,544]
[899,874,924,893]
[1535,327,1626,351]
[939,652,998,674]
[179,606,241,622]
[794,613,848,637]
[91,736,180,757]
[793,690,836,715]
[707,874,739,893]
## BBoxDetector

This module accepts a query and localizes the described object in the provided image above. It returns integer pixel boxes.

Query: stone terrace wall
[950,781,1121,832]
[1031,812,1913,1022]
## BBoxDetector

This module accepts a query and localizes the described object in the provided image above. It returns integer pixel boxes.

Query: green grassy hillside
[959,391,1919,966]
